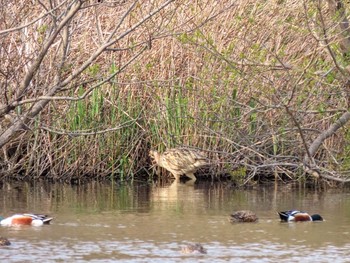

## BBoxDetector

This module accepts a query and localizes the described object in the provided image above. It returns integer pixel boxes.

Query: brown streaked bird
[0,237,10,246]
[149,147,208,181]
[229,210,258,223]
[181,243,207,254]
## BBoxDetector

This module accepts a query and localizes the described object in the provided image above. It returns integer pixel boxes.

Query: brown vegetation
[1,0,350,185]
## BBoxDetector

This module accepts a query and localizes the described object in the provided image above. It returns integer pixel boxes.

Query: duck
[181,243,207,254]
[229,210,258,223]
[149,147,208,181]
[0,214,53,226]
[0,237,10,246]
[278,210,323,222]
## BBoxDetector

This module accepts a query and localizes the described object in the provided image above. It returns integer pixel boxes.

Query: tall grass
[1,0,350,183]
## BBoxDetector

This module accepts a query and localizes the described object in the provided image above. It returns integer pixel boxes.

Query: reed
[1,0,350,184]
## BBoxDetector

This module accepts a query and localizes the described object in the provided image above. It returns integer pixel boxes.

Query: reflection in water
[0,181,350,262]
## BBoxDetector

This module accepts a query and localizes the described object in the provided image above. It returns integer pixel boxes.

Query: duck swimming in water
[0,237,10,246]
[0,214,53,226]
[278,210,323,222]
[229,210,258,223]
[181,243,207,254]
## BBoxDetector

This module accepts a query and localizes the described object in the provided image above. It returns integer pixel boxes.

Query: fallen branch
[303,111,350,182]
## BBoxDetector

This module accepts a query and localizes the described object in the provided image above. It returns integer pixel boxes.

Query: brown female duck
[229,210,258,223]
[0,237,10,246]
[181,243,207,254]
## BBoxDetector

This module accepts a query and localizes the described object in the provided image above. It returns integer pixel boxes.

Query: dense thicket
[1,0,350,185]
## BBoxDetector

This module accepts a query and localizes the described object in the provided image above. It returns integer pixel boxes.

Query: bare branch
[0,0,69,36]
[60,0,175,88]
[0,1,175,148]
[305,111,350,164]
[12,45,148,105]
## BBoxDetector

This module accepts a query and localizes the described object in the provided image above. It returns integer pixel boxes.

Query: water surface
[1,181,350,262]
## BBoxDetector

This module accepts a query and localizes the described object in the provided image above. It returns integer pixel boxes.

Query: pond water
[1,180,350,262]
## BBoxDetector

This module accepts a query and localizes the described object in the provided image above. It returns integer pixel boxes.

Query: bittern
[149,147,208,181]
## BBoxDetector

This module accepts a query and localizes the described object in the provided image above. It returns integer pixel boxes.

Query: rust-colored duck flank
[149,147,208,181]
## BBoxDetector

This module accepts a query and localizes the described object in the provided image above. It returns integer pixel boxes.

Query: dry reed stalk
[0,1,349,183]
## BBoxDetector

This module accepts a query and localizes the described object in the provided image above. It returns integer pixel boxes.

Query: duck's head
[311,214,323,221]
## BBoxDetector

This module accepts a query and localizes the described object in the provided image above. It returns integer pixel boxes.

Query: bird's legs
[172,174,181,181]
